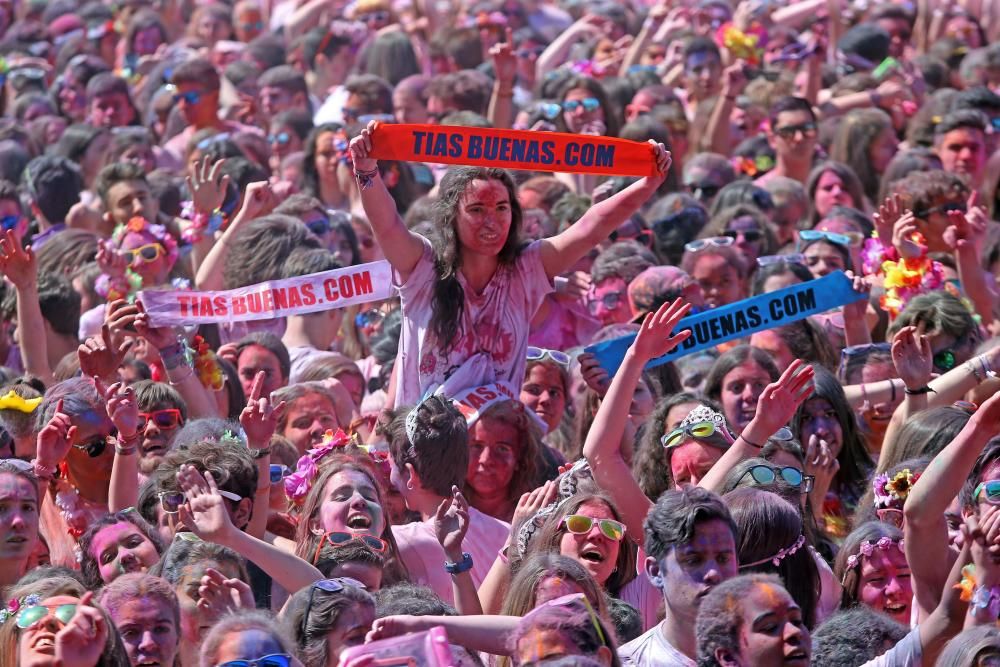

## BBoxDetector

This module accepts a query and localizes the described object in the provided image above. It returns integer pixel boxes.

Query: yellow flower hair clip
[0,390,41,413]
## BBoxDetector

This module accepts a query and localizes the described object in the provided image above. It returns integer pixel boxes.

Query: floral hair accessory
[284,429,384,503]
[955,563,977,602]
[112,217,179,270]
[0,594,41,625]
[0,390,42,413]
[715,22,767,66]
[843,536,904,580]
[739,534,805,568]
[873,469,920,510]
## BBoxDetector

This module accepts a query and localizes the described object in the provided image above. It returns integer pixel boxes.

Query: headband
[843,537,904,582]
[739,534,805,569]
[0,390,41,413]
[0,594,41,625]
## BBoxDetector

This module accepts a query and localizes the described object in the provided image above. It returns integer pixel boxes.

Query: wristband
[115,443,138,456]
[972,584,1000,618]
[444,552,474,574]
[903,386,935,395]
[354,166,379,191]
[31,459,55,481]
[739,433,763,449]
[251,447,272,460]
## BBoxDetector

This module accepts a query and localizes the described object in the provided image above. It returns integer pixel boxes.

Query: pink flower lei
[844,536,905,577]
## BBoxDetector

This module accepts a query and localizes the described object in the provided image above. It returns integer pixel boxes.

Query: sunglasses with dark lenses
[158,491,185,514]
[609,228,654,247]
[527,346,571,366]
[305,217,332,236]
[562,514,626,541]
[916,202,967,219]
[72,430,117,458]
[15,603,77,629]
[268,132,291,145]
[723,228,763,243]
[933,349,957,372]
[0,215,21,232]
[217,654,293,667]
[740,464,814,492]
[774,122,817,140]
[975,480,1000,505]
[137,408,182,431]
[686,182,721,200]
[562,97,600,113]
[300,577,367,640]
[173,90,201,105]
[124,243,164,266]
[356,309,387,331]
[269,464,290,484]
[587,291,624,314]
[312,531,387,564]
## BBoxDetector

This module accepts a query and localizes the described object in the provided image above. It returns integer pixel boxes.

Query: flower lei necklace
[54,477,109,539]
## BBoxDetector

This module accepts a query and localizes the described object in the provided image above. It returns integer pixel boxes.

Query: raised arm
[487,30,517,130]
[194,181,277,290]
[367,614,517,655]
[101,378,141,513]
[239,371,287,540]
[0,231,54,387]
[348,121,425,282]
[877,326,933,473]
[583,299,691,537]
[699,360,815,493]
[434,486,483,616]
[540,143,669,280]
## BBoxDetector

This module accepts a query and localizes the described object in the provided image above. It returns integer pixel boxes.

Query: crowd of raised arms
[2,0,1000,665]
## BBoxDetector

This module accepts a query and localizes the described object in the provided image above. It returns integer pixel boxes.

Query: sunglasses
[587,291,624,314]
[72,430,117,458]
[933,349,957,372]
[610,228,654,247]
[563,514,626,541]
[137,408,182,431]
[562,97,600,113]
[740,464,814,492]
[975,480,1000,505]
[124,243,164,266]
[15,603,77,629]
[685,182,722,200]
[158,488,242,514]
[0,215,21,232]
[172,89,201,105]
[799,229,851,246]
[312,531,387,564]
[661,421,720,448]
[269,464,290,484]
[302,577,367,634]
[534,102,562,120]
[757,253,806,267]
[774,121,817,140]
[684,236,734,252]
[916,202,967,219]
[527,346,571,366]
[196,132,232,151]
[723,228,763,243]
[217,655,293,667]
[356,309,388,331]
[268,131,291,145]
[306,218,331,236]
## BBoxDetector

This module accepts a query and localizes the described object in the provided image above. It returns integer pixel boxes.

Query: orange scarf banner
[368,124,658,177]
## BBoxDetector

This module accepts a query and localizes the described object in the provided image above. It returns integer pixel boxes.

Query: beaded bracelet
[354,166,379,191]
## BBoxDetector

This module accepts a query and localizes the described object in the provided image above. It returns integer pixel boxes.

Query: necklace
[54,479,108,539]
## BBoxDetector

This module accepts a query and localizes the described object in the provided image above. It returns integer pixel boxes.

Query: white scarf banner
[139,261,394,326]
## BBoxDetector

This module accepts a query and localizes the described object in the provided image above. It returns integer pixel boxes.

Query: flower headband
[740,534,805,569]
[0,594,40,625]
[0,390,41,413]
[284,429,386,503]
[843,537,904,580]
[873,469,920,510]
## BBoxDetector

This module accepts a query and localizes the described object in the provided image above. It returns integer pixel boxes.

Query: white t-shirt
[860,627,922,667]
[619,622,696,667]
[391,506,510,604]
[393,237,554,406]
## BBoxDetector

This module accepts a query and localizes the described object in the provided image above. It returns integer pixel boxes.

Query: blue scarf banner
[585,271,865,374]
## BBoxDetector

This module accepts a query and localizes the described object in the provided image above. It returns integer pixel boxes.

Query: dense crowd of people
[0,0,999,665]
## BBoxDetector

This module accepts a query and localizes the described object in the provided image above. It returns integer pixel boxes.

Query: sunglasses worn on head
[757,253,806,267]
[684,236,734,252]
[217,655,293,667]
[527,346,571,366]
[15,603,77,629]
[562,97,600,113]
[563,514,626,541]
[137,408,182,431]
[740,464,814,492]
[302,577,367,637]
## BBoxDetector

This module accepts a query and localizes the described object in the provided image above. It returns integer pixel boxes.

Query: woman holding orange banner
[348,120,671,406]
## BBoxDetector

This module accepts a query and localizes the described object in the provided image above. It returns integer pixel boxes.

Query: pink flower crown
[739,534,805,569]
[844,536,904,579]
[284,429,388,504]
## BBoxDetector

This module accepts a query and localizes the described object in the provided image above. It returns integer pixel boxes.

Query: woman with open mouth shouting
[348,119,671,407]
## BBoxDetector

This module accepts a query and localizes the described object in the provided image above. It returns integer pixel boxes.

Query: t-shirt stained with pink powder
[393,236,554,406]
[391,507,510,604]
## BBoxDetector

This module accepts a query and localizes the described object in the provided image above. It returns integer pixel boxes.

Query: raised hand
[97,378,140,440]
[891,210,923,259]
[510,479,558,542]
[54,592,109,667]
[489,27,517,86]
[239,370,286,449]
[186,156,230,215]
[721,61,748,98]
[873,193,905,247]
[196,567,254,615]
[133,300,181,352]
[0,229,36,289]
[433,485,470,561]
[841,271,872,321]
[233,181,276,224]
[804,433,838,515]
[648,141,672,181]
[349,120,380,173]
[749,359,815,439]
[631,298,692,362]
[944,191,987,256]
[891,325,932,391]
[36,399,78,469]
[177,464,236,544]
[78,322,135,382]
